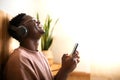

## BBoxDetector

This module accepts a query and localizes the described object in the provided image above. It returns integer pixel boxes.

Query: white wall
[0,0,48,22]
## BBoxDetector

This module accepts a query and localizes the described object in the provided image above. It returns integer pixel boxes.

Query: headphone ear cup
[17,25,28,37]
[10,25,28,38]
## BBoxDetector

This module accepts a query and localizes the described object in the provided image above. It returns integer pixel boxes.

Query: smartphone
[71,43,79,57]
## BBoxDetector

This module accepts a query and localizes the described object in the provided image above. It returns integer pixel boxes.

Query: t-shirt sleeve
[4,53,39,80]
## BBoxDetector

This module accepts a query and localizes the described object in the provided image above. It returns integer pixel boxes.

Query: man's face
[21,15,44,39]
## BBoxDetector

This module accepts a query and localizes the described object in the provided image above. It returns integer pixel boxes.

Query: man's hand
[61,51,80,74]
[54,51,80,80]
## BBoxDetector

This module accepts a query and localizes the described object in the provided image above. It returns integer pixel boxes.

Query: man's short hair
[8,13,26,41]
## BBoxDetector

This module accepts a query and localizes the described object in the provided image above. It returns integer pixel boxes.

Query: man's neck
[20,39,39,51]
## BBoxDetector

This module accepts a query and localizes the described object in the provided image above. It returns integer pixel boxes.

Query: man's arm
[54,67,68,80]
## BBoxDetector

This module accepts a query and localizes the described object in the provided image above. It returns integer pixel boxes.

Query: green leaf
[36,13,39,21]
[38,13,59,50]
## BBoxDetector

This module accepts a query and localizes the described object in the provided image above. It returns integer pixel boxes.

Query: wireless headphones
[10,25,28,38]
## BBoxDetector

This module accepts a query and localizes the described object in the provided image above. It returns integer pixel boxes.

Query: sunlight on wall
[45,0,120,79]
[0,0,46,19]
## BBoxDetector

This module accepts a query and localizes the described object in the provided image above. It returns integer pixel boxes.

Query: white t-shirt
[4,46,53,80]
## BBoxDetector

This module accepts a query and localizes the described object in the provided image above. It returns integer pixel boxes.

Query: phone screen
[71,43,79,56]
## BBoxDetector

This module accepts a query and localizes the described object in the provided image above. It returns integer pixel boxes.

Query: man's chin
[41,31,45,34]
[39,30,45,34]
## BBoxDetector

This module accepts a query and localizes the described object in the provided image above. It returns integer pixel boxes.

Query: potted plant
[37,13,58,65]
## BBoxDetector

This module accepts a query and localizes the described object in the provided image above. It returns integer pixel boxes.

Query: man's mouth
[35,26,45,34]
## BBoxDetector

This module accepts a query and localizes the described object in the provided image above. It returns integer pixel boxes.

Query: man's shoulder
[6,47,33,67]
[8,47,29,62]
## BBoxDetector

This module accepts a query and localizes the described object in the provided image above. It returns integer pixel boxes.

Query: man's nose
[36,21,40,26]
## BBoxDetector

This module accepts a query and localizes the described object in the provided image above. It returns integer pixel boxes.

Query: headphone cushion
[17,25,28,37]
